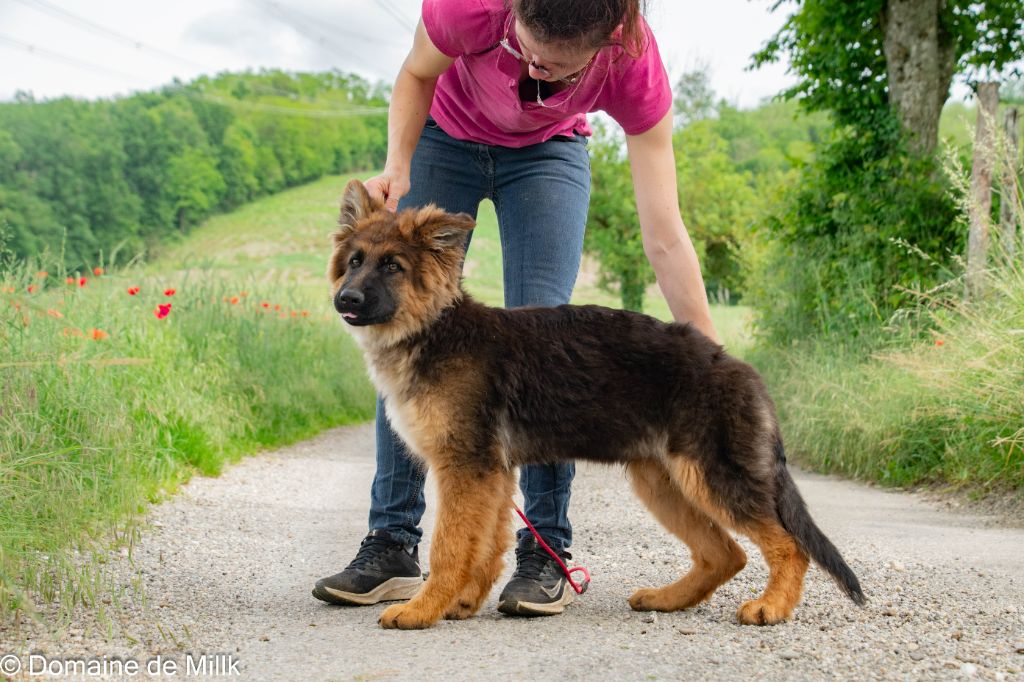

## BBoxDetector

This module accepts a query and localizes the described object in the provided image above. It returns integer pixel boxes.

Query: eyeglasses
[495,20,593,108]
[497,38,585,85]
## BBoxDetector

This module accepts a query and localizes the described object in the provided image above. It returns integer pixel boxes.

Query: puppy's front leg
[379,464,505,630]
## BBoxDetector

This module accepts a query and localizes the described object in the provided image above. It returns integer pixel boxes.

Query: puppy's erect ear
[337,179,383,242]
[413,205,476,252]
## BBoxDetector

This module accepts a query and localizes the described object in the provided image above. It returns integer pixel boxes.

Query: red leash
[512,501,591,595]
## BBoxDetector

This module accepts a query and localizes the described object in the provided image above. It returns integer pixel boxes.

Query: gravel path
[2,423,1022,681]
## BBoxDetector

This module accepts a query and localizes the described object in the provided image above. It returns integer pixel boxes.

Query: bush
[746,113,962,343]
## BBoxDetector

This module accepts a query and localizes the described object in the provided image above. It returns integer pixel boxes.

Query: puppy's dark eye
[385,262,402,273]
[349,255,362,267]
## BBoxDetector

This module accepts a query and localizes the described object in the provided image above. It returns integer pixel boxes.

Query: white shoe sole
[321,576,423,605]
[497,585,575,616]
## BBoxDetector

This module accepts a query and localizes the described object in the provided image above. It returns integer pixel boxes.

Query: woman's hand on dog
[364,170,411,213]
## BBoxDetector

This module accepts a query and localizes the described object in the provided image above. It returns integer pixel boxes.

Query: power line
[250,0,393,80]
[8,0,208,71]
[253,0,406,49]
[373,0,416,34]
[0,33,149,85]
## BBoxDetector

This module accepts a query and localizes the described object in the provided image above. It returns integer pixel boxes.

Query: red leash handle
[512,501,591,595]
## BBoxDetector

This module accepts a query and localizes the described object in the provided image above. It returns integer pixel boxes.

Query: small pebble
[642,613,658,624]
[678,627,697,636]
[779,650,799,661]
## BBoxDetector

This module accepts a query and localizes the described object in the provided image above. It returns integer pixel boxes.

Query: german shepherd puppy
[329,179,865,630]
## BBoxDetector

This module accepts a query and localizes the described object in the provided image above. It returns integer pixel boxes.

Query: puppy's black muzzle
[335,287,364,309]
[334,283,395,326]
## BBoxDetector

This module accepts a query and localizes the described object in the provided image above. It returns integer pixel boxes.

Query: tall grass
[755,262,1023,489]
[0,255,374,621]
[751,120,1023,494]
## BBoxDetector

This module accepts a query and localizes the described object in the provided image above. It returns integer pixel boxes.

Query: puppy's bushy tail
[774,440,867,606]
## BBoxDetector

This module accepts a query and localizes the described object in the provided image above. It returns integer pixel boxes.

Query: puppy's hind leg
[445,470,516,620]
[735,521,809,625]
[626,460,747,612]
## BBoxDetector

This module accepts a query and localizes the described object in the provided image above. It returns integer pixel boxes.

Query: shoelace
[345,535,400,571]
[512,544,563,580]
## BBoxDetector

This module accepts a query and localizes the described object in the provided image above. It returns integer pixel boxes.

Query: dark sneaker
[312,530,423,605]
[497,536,575,617]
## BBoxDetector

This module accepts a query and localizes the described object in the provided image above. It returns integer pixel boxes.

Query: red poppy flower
[301,310,310,318]
[27,285,37,294]
[91,328,108,340]
[229,296,239,305]
[78,277,87,288]
[127,286,140,296]
[66,277,75,285]
[261,301,270,309]
[164,288,176,297]
[36,271,48,279]
[935,339,945,347]
[93,267,104,276]
[154,303,172,319]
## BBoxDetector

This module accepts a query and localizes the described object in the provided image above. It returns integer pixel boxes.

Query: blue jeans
[369,121,591,553]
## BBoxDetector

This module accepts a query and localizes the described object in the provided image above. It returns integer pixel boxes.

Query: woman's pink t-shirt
[421,0,672,148]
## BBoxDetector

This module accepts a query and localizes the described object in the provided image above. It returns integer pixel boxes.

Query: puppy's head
[328,179,475,343]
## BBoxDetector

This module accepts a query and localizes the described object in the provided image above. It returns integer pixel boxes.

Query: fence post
[999,107,1020,263]
[966,82,1000,298]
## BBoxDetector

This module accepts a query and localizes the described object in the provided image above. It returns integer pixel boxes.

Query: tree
[166,147,226,233]
[674,121,759,300]
[674,63,716,128]
[755,0,1024,155]
[585,125,653,312]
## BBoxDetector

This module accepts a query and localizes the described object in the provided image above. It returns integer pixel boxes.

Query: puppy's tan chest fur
[368,346,476,469]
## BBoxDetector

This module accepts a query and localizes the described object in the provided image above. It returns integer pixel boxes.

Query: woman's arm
[366,19,454,211]
[624,111,718,342]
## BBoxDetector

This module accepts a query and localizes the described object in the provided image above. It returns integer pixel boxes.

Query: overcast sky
[0,0,804,109]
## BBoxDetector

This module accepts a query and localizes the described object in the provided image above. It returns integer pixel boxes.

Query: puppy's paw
[443,601,477,620]
[378,603,438,630]
[736,598,791,625]
[629,587,670,612]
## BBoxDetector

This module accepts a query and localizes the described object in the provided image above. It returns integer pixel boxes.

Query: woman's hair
[510,0,648,57]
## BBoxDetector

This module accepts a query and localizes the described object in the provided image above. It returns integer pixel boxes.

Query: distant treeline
[0,70,389,270]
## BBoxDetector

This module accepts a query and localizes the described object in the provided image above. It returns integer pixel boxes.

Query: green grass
[0,171,752,625]
[750,258,1024,493]
[0,177,380,621]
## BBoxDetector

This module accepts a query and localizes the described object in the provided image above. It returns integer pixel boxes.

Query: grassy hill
[154,173,753,354]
